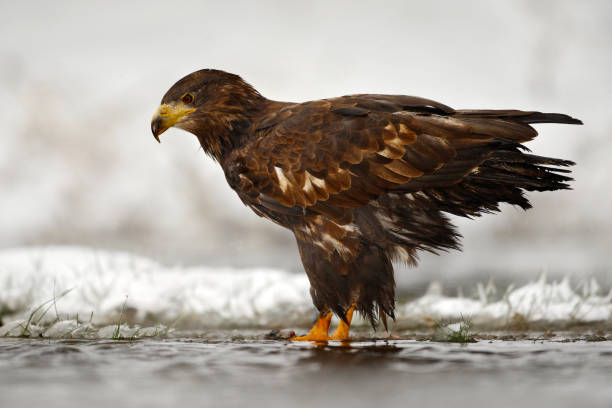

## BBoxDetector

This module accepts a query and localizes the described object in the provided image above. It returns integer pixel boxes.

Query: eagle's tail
[379,143,575,264]
[467,147,575,205]
[425,143,575,220]
[442,109,579,210]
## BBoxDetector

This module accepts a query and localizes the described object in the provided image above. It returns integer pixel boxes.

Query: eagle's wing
[227,94,576,225]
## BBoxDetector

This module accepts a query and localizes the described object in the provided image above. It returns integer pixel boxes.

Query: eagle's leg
[329,304,355,341]
[291,311,332,341]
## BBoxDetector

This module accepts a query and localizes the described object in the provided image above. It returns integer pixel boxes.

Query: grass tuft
[434,315,477,343]
[17,288,73,337]
[112,296,129,340]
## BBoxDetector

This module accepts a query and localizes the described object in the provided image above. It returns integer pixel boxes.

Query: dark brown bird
[151,69,581,341]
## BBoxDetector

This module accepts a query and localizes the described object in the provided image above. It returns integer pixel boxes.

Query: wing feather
[226,95,578,224]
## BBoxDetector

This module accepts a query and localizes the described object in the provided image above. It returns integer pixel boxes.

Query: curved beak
[151,103,195,143]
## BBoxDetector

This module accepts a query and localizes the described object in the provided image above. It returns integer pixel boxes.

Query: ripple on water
[1,338,612,408]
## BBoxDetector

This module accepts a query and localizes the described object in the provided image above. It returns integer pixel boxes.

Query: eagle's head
[151,69,265,153]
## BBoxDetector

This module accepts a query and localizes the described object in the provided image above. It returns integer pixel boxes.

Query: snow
[0,247,610,338]
[0,247,313,332]
[398,276,612,327]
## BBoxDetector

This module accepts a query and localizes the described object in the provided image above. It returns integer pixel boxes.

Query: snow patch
[0,247,313,332]
[398,276,612,326]
[0,247,610,338]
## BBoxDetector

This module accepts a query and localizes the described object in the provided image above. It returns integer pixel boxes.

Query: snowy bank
[0,247,313,332]
[0,247,610,338]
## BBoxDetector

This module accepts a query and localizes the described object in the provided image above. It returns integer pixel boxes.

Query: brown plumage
[151,69,581,334]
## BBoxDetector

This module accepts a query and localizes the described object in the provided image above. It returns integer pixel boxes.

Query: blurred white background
[1,0,610,288]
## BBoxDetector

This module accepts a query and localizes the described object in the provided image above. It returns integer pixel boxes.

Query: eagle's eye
[181,93,194,104]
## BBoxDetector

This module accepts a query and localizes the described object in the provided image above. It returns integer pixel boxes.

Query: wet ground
[1,333,611,408]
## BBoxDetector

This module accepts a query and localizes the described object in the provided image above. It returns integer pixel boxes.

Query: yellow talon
[292,312,332,341]
[330,304,355,341]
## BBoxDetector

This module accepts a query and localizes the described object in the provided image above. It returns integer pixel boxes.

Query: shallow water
[1,335,611,408]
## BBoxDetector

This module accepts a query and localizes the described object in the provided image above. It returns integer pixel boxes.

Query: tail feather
[515,112,583,125]
[473,147,575,192]
[489,150,575,167]
[456,109,583,125]
[378,145,575,262]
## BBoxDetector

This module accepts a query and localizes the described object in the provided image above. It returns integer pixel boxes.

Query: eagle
[151,69,581,341]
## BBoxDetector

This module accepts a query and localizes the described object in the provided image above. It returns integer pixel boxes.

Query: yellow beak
[151,103,195,142]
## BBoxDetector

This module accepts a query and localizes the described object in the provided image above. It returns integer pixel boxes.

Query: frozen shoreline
[0,247,610,338]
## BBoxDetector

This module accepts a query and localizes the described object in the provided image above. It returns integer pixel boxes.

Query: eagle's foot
[291,312,332,341]
[329,304,355,341]
[292,304,356,342]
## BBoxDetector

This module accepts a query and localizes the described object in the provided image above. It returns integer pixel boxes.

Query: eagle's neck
[195,112,256,162]
[192,87,271,162]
